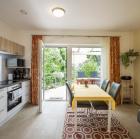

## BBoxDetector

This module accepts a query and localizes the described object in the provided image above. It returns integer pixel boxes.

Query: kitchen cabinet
[10,42,24,56]
[0,37,9,53]
[22,80,30,105]
[17,44,25,56]
[12,42,19,55]
[0,88,7,124]
[10,42,17,55]
[6,40,13,54]
[0,81,30,126]
[0,36,25,56]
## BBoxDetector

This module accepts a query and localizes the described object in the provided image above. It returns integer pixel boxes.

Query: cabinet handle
[0,109,4,113]
[0,95,4,100]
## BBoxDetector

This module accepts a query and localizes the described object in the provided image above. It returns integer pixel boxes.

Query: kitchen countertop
[0,79,30,89]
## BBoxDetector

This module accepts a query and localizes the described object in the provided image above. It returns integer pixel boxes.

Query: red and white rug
[63,108,132,139]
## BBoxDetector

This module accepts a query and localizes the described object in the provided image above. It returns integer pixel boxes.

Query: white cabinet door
[22,81,30,105]
[0,88,7,124]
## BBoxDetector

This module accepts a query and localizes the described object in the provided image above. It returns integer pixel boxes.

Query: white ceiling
[0,0,140,31]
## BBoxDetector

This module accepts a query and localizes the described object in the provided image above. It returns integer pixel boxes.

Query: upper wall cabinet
[0,37,25,56]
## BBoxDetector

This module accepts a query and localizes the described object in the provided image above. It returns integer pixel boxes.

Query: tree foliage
[43,48,101,88]
[43,48,66,89]
[79,55,100,77]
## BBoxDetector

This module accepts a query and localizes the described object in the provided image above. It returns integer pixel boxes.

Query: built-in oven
[7,83,22,111]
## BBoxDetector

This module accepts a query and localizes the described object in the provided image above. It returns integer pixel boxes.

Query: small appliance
[13,68,30,80]
[7,58,25,67]
[23,68,30,79]
[8,73,13,80]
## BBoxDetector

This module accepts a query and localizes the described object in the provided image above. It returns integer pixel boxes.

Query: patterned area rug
[63,108,132,139]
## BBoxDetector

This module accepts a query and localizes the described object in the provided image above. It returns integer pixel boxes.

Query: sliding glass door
[43,47,67,101]
[72,48,102,85]
[41,46,103,104]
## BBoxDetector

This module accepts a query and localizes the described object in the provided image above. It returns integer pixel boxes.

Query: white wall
[22,30,134,76]
[0,21,31,67]
[43,31,134,75]
[31,30,134,77]
[0,21,23,44]
[18,32,32,68]
[0,20,135,78]
[133,31,140,105]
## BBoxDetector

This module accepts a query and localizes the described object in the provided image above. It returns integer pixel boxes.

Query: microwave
[7,58,25,67]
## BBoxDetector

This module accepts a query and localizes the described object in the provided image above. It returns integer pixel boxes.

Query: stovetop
[0,79,30,89]
[0,80,19,85]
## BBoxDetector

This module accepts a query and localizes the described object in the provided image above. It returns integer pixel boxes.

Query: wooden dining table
[72,84,115,132]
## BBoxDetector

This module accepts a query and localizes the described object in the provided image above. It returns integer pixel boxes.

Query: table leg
[107,100,111,132]
[132,88,134,104]
[74,100,77,131]
[121,88,124,104]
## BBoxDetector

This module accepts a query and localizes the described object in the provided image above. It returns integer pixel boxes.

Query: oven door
[7,88,22,111]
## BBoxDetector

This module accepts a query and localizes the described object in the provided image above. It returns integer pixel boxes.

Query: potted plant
[121,49,139,67]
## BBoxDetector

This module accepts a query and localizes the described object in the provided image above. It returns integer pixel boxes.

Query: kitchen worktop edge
[0,79,30,89]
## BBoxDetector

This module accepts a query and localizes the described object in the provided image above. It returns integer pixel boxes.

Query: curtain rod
[41,35,120,38]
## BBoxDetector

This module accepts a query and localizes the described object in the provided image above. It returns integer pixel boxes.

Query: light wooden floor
[0,102,140,139]
[113,104,140,139]
[0,101,67,139]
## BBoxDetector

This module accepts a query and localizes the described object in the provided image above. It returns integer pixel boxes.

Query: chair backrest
[91,71,98,77]
[101,79,110,91]
[108,82,121,100]
[66,82,74,106]
[78,72,85,78]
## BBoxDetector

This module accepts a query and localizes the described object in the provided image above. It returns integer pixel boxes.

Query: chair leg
[87,108,91,117]
[89,101,94,116]
[87,108,89,116]
[94,109,97,119]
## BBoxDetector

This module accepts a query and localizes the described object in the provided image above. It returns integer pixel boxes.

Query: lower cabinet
[22,80,30,105]
[0,88,7,124]
[0,80,30,126]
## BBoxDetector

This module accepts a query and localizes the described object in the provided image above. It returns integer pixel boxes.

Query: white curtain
[101,38,110,82]
[38,40,45,113]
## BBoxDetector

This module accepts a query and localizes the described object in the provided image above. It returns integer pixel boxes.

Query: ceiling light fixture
[52,7,65,18]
